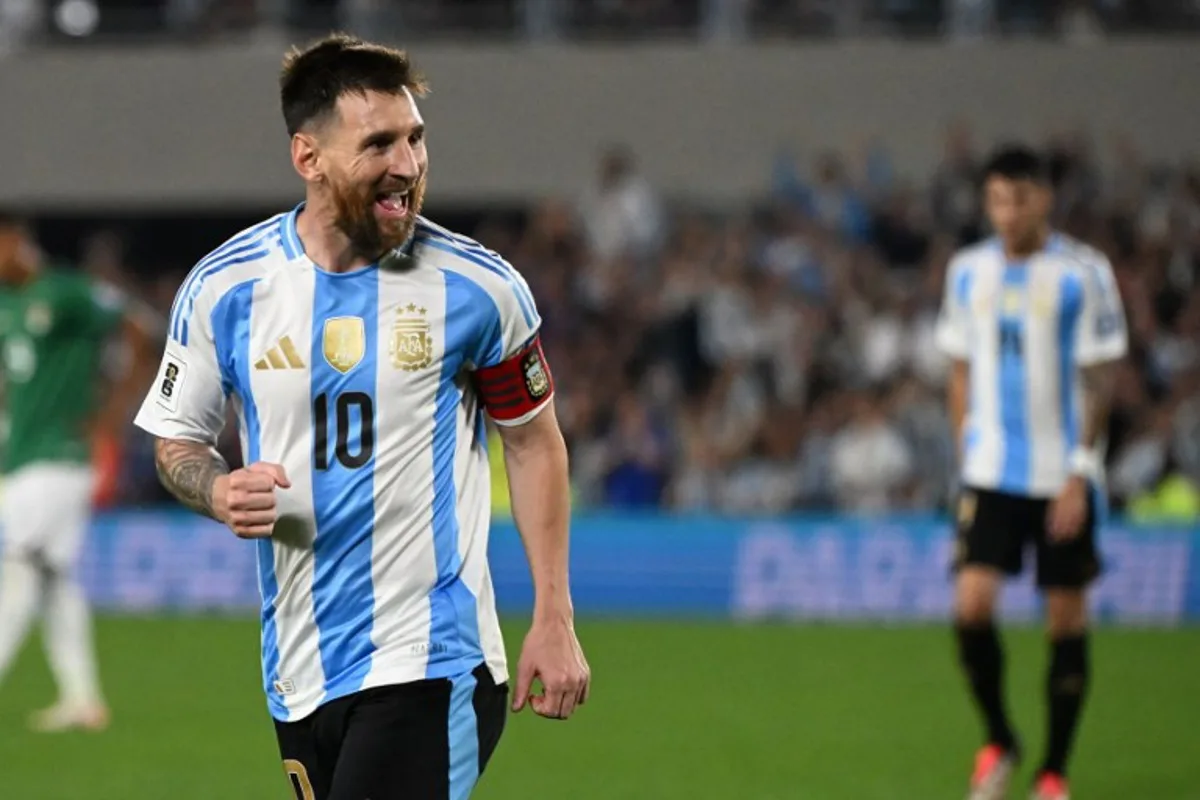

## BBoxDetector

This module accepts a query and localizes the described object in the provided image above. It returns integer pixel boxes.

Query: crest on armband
[521,347,551,400]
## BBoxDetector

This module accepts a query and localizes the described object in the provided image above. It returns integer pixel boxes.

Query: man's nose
[389,144,420,181]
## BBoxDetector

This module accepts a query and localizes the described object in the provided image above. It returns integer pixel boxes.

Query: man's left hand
[512,614,590,720]
[1047,475,1089,542]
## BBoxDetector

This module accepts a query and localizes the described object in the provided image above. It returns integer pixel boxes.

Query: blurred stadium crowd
[3,0,1200,49]
[30,123,1200,517]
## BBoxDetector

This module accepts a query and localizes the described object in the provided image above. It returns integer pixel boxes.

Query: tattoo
[153,438,228,518]
[1079,364,1116,448]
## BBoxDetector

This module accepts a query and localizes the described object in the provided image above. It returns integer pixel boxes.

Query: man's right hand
[212,462,291,538]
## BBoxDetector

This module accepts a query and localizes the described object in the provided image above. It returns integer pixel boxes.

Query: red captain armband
[475,336,555,424]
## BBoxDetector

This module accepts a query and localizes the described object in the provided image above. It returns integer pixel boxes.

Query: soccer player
[0,213,156,731]
[133,35,590,800]
[936,146,1127,800]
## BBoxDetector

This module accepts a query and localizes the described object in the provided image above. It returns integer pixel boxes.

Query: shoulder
[1048,235,1117,300]
[412,216,522,278]
[1050,233,1112,274]
[168,214,289,341]
[411,216,537,317]
[949,238,1001,274]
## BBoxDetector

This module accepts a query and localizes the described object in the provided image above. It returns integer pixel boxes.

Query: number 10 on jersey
[312,392,375,470]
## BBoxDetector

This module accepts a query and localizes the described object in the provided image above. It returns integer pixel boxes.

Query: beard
[330,172,427,260]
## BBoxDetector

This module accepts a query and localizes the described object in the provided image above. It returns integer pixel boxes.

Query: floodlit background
[1,2,1199,798]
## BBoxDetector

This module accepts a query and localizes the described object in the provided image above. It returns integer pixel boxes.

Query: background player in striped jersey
[134,35,589,799]
[0,212,157,731]
[936,146,1128,800]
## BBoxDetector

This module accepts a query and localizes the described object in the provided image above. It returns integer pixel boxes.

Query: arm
[153,437,229,520]
[1049,256,1129,537]
[133,272,287,535]
[496,403,572,622]
[947,359,969,460]
[1067,254,1129,482]
[1077,363,1116,457]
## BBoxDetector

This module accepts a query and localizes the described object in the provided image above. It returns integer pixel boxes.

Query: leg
[472,664,510,778]
[329,681,452,800]
[0,552,44,687]
[952,489,1025,753]
[328,664,508,800]
[1043,589,1089,777]
[41,567,103,709]
[1036,494,1100,784]
[275,713,335,800]
[954,566,1016,750]
[0,466,49,690]
[31,466,108,730]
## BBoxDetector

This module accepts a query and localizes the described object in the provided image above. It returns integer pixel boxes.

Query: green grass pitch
[0,618,1197,799]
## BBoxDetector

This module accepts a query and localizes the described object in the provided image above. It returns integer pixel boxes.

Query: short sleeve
[477,261,541,369]
[133,286,227,446]
[934,255,972,359]
[465,261,552,426]
[1075,255,1128,366]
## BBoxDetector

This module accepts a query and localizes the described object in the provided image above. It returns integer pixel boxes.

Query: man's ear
[291,133,323,184]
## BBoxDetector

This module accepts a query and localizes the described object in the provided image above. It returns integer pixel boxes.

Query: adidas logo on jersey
[254,336,305,370]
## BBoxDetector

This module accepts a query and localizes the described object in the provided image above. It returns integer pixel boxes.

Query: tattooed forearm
[153,438,229,519]
[1080,363,1116,448]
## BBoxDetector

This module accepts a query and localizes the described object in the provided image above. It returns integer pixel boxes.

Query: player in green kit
[0,212,155,731]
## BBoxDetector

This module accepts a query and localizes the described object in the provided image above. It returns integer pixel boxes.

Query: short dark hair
[279,33,428,137]
[983,144,1049,184]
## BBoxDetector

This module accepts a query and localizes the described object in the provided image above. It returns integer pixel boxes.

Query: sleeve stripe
[418,220,532,296]
[417,230,538,328]
[169,217,279,332]
[170,243,278,345]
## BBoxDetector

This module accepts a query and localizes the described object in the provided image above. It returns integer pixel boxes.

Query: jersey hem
[266,659,510,723]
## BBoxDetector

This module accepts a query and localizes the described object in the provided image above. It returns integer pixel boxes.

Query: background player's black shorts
[274,662,508,800]
[953,486,1102,589]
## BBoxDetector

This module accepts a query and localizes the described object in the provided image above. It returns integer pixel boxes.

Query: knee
[1045,590,1088,638]
[955,586,998,627]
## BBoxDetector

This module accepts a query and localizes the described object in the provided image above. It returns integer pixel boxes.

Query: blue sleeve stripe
[168,217,280,339]
[415,223,538,316]
[170,240,278,345]
[423,222,532,295]
[169,231,280,345]
[953,263,972,307]
[418,234,538,329]
[418,224,538,315]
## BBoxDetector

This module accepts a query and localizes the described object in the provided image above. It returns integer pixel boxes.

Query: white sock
[0,556,43,685]
[42,571,103,708]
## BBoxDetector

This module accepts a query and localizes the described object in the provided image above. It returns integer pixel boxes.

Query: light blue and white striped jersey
[135,207,546,722]
[935,233,1128,498]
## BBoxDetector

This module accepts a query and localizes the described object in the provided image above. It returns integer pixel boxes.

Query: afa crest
[323,317,365,374]
[522,348,551,400]
[389,304,433,372]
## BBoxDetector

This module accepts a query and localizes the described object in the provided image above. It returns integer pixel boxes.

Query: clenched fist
[212,462,291,538]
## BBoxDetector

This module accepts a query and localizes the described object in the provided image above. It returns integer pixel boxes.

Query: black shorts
[953,486,1102,589]
[274,663,508,800]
